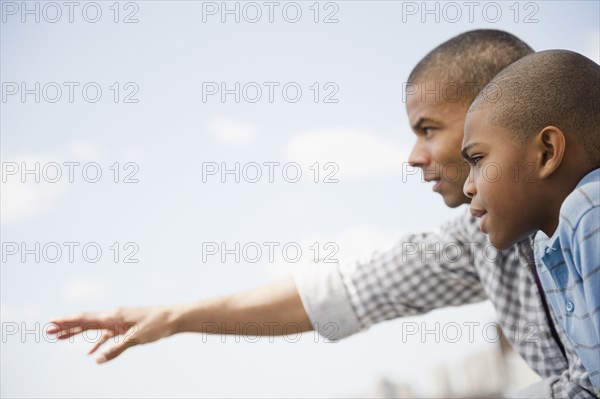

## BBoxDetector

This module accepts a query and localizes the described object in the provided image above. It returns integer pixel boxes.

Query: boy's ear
[534,126,566,179]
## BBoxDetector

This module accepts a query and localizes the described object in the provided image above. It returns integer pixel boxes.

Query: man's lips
[424,177,441,182]
[425,177,442,192]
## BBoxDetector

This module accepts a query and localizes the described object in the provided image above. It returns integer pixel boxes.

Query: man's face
[461,109,541,250]
[405,90,472,207]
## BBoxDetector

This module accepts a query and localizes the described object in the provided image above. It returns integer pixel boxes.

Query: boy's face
[405,90,472,208]
[461,109,540,250]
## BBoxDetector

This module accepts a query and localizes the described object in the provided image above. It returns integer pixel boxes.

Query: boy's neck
[539,160,596,238]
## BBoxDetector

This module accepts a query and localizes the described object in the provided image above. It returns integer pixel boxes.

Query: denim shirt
[535,167,600,393]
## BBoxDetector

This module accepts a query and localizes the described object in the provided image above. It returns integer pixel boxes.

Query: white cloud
[0,303,42,322]
[61,277,114,302]
[0,153,66,223]
[145,271,180,293]
[1,140,108,223]
[284,127,410,178]
[586,31,600,63]
[210,118,256,146]
[301,226,401,263]
[0,304,17,322]
[66,139,105,160]
[263,225,403,279]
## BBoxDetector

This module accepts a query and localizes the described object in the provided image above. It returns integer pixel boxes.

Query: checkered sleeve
[294,209,489,339]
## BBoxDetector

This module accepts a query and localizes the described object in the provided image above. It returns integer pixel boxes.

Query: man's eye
[472,156,482,166]
[423,127,434,137]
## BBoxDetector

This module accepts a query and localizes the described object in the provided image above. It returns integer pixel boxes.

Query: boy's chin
[489,234,515,251]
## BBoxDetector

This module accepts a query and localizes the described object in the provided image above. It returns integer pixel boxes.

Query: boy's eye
[464,154,482,166]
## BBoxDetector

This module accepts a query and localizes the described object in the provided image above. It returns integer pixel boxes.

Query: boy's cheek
[474,180,487,198]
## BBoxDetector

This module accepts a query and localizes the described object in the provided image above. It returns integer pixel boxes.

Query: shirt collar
[535,167,600,259]
[575,167,600,190]
[534,230,553,266]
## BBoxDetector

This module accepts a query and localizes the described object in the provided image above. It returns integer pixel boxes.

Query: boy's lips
[470,208,488,232]
[470,208,487,218]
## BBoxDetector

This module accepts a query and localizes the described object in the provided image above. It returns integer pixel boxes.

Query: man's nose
[463,168,476,198]
[408,140,429,168]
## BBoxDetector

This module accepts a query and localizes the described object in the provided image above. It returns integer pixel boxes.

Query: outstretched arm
[48,277,312,364]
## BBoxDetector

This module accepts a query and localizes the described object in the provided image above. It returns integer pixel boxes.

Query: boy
[462,50,600,392]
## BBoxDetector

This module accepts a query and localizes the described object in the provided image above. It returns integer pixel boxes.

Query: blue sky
[1,1,599,397]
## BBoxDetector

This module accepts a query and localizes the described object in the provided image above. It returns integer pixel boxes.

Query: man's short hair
[469,50,600,165]
[407,29,534,105]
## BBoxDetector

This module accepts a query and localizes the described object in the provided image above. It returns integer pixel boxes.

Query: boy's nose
[463,169,476,198]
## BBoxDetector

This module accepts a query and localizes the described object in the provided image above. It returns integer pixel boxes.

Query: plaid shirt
[294,209,597,398]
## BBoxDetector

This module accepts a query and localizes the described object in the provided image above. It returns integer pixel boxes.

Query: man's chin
[440,191,471,208]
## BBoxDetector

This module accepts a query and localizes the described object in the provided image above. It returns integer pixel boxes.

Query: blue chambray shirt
[534,167,600,393]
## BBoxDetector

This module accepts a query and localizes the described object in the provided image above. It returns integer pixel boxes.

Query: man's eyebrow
[461,142,480,160]
[412,117,437,131]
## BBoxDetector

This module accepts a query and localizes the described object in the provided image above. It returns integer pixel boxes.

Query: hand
[48,305,178,364]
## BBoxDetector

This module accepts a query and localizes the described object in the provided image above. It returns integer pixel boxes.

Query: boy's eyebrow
[461,142,480,160]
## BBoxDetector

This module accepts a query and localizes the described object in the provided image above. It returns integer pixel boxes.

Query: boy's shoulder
[559,168,600,233]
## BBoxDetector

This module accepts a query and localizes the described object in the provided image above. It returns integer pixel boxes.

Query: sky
[1,1,599,397]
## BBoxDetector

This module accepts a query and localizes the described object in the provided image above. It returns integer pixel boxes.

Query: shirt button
[565,301,575,313]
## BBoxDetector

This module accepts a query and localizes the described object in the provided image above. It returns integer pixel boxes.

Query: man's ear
[535,126,566,179]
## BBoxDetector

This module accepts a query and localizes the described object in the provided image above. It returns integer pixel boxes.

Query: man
[48,30,596,397]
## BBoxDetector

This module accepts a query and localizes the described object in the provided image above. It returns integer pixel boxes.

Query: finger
[55,320,109,339]
[88,330,115,355]
[50,309,123,330]
[48,316,95,334]
[56,325,85,339]
[51,320,113,339]
[96,334,140,364]
[46,324,62,334]
[49,312,93,327]
[56,323,104,339]
[48,321,83,334]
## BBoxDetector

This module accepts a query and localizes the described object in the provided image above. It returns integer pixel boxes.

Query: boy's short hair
[407,29,534,104]
[469,50,600,165]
